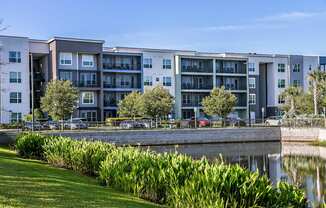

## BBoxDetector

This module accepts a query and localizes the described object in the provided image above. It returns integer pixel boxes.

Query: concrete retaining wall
[2,127,326,146]
[281,128,320,142]
[49,127,281,146]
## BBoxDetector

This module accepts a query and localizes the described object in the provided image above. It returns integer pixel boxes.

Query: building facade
[0,34,325,123]
[0,36,31,123]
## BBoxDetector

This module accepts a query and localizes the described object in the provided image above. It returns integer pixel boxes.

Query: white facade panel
[0,36,30,123]
[142,51,175,97]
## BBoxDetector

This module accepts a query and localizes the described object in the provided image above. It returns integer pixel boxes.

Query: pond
[148,142,326,208]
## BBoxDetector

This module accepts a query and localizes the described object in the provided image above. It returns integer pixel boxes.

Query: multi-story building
[174,52,248,119]
[0,36,31,123]
[0,34,325,124]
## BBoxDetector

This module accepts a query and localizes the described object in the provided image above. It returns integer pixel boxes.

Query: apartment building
[0,36,30,123]
[174,52,248,119]
[0,34,325,123]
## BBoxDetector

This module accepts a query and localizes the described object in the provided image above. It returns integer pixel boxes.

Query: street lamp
[261,107,265,124]
[194,107,197,128]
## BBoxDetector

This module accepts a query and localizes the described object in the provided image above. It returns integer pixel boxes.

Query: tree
[118,91,144,119]
[23,108,44,121]
[202,87,237,125]
[143,86,174,120]
[41,80,78,121]
[280,86,303,116]
[308,70,326,115]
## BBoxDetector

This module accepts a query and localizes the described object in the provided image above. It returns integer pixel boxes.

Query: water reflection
[147,142,326,208]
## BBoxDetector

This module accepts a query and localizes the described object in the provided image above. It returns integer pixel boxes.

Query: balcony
[216,61,246,74]
[181,93,209,107]
[104,99,117,107]
[103,82,141,89]
[181,83,213,90]
[103,63,141,71]
[216,77,247,91]
[181,58,213,73]
[235,94,247,107]
[181,75,213,90]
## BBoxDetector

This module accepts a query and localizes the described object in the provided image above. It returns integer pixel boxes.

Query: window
[144,76,152,86]
[293,80,301,87]
[10,112,22,123]
[9,72,21,83]
[309,65,312,71]
[82,55,94,67]
[249,94,256,105]
[182,94,191,105]
[10,92,22,103]
[60,71,73,81]
[278,95,285,104]
[163,59,172,69]
[60,52,72,65]
[9,51,21,63]
[278,79,285,88]
[163,77,172,86]
[248,63,255,73]
[81,92,94,104]
[320,65,326,71]
[293,64,300,72]
[278,64,285,72]
[80,73,96,87]
[248,78,256,89]
[81,111,97,121]
[143,58,152,68]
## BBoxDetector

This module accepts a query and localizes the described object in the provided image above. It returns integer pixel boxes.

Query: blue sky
[1,0,326,54]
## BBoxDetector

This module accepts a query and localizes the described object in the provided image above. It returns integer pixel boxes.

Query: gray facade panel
[289,55,304,85]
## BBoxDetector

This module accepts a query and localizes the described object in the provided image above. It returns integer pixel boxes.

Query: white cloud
[257,11,326,22]
[197,11,326,32]
[198,23,286,32]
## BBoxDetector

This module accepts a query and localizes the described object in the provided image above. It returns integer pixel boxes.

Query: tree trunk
[314,82,318,116]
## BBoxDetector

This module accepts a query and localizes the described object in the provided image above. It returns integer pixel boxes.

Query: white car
[265,116,283,126]
[65,118,88,129]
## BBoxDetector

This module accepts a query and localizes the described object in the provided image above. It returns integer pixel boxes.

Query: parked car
[190,117,211,127]
[65,118,88,129]
[119,120,145,129]
[48,121,60,130]
[226,117,246,127]
[23,121,43,131]
[265,116,283,126]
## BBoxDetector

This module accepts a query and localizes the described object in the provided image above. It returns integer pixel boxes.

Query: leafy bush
[99,148,306,207]
[44,138,114,175]
[15,133,306,207]
[15,133,48,159]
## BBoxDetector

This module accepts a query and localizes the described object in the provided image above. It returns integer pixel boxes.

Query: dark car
[23,121,43,131]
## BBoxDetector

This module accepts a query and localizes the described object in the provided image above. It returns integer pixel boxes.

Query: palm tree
[308,70,326,115]
[280,86,302,116]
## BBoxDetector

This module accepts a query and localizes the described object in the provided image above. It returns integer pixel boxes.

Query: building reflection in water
[147,142,326,208]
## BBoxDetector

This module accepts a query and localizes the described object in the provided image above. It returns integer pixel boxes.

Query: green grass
[0,146,161,208]
[311,140,326,147]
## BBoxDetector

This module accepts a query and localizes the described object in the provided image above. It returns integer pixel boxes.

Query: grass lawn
[311,141,326,147]
[0,146,161,208]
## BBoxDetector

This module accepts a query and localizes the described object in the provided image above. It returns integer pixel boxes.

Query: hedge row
[15,133,306,208]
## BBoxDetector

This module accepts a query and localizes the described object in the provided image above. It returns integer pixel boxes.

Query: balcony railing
[216,66,246,74]
[181,65,213,73]
[103,82,141,89]
[216,84,247,91]
[103,63,141,71]
[181,83,213,90]
[74,81,99,88]
[104,100,118,107]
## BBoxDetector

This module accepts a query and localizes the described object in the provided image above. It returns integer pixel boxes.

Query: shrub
[43,137,114,176]
[15,133,306,207]
[15,133,48,159]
